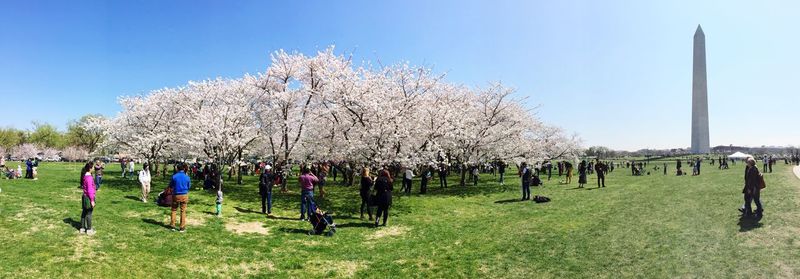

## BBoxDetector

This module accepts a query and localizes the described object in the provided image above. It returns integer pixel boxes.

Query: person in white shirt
[403,167,414,194]
[128,159,135,180]
[139,163,151,202]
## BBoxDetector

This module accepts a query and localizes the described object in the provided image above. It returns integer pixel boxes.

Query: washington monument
[691,25,710,154]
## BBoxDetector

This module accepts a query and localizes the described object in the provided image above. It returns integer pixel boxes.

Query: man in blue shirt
[170,163,191,232]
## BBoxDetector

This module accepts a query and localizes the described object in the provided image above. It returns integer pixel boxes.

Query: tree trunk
[460,168,467,187]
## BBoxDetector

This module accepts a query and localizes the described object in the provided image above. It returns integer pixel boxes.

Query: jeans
[521,182,531,200]
[439,174,447,188]
[95,175,102,190]
[300,190,314,218]
[261,192,272,214]
[171,194,189,230]
[499,173,505,184]
[597,176,605,187]
[744,194,763,215]
[403,178,412,194]
[81,195,93,230]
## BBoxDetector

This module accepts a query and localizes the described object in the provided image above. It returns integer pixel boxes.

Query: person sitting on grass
[79,162,97,235]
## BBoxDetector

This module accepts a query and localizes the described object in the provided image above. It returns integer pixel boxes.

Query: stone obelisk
[691,25,710,154]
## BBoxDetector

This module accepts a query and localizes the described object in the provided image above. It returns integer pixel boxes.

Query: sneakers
[179,229,186,233]
[79,228,86,234]
[86,229,96,236]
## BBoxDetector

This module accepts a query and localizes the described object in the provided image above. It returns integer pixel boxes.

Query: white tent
[728,151,752,159]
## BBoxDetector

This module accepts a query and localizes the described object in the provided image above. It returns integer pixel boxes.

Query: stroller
[308,200,336,236]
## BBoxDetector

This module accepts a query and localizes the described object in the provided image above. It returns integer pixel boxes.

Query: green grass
[1,161,799,278]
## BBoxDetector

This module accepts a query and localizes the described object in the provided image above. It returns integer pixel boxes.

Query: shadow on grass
[142,218,172,229]
[268,215,300,221]
[234,206,262,214]
[63,218,81,230]
[494,199,523,204]
[335,222,374,228]
[277,227,310,235]
[738,215,763,232]
[124,195,141,202]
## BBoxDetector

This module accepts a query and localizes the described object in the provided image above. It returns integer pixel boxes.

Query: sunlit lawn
[1,160,798,278]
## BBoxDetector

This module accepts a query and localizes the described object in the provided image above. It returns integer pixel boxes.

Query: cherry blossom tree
[13,143,39,160]
[61,146,90,162]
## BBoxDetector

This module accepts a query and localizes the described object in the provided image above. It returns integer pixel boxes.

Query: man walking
[170,163,191,232]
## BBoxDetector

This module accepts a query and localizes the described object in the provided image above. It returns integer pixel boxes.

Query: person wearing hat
[259,164,275,215]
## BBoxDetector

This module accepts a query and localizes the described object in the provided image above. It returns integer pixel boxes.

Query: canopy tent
[727,152,752,159]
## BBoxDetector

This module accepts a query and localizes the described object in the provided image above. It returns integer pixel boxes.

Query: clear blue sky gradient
[1,0,798,150]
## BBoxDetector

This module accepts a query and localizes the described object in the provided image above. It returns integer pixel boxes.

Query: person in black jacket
[741,157,764,217]
[359,167,374,220]
[595,159,606,188]
[374,170,394,227]
[259,165,275,215]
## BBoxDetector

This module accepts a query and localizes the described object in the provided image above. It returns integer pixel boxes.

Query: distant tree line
[0,114,106,161]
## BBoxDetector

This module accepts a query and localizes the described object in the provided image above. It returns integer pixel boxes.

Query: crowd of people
[38,151,796,236]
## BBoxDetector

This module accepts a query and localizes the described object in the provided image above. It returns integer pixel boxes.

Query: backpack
[533,195,551,203]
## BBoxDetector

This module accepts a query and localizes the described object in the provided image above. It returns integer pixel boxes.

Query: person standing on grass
[139,163,152,202]
[94,160,104,190]
[471,165,479,186]
[420,165,432,194]
[298,167,319,221]
[120,158,127,178]
[25,158,32,179]
[577,160,587,188]
[80,162,97,235]
[215,185,223,217]
[438,163,448,188]
[595,159,606,188]
[128,159,135,180]
[359,167,374,220]
[259,164,275,215]
[169,163,191,232]
[403,166,414,194]
[564,161,573,184]
[741,157,764,217]
[374,170,394,227]
[498,161,506,185]
[519,162,531,200]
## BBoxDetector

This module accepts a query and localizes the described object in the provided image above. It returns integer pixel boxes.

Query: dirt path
[794,166,800,180]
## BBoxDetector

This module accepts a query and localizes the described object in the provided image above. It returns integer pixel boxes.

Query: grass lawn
[1,161,799,278]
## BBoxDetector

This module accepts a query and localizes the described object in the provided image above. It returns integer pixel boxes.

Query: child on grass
[215,184,223,217]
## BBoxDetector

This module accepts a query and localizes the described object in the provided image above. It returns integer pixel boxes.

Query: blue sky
[1,0,797,150]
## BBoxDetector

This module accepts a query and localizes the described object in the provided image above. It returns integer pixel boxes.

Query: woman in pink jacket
[80,162,97,235]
